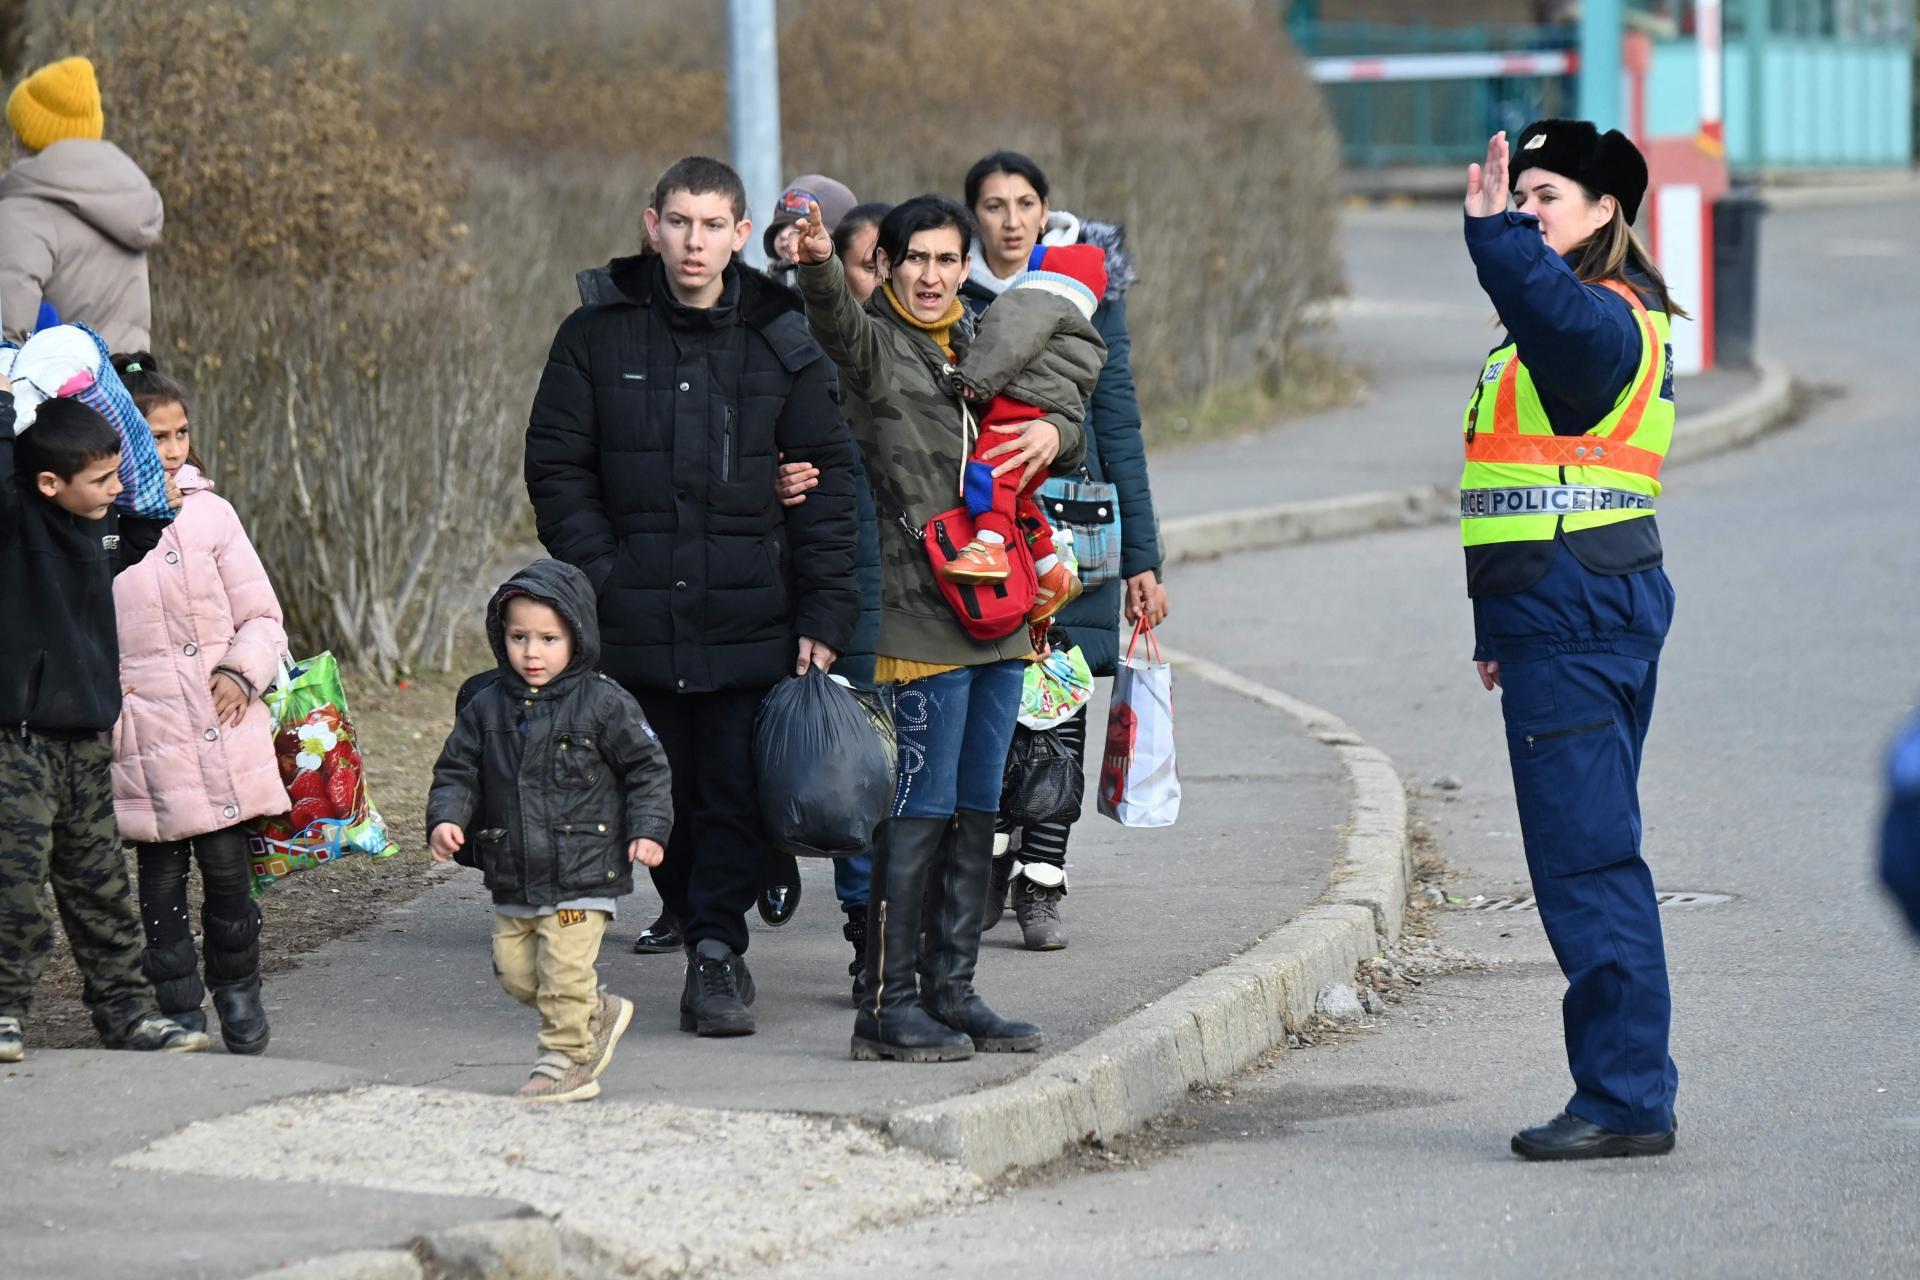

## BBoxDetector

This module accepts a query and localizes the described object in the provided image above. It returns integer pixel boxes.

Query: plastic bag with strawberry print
[246,651,398,893]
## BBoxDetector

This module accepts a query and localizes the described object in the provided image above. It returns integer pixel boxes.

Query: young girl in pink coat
[111,353,287,1054]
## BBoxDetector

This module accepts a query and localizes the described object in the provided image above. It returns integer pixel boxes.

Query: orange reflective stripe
[1464,432,1665,478]
[1492,357,1520,434]
[1594,279,1660,445]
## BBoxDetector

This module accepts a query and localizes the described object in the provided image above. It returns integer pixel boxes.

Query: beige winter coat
[0,139,163,353]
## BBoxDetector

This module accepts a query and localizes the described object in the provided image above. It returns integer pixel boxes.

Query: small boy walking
[0,382,207,1059]
[428,559,673,1102]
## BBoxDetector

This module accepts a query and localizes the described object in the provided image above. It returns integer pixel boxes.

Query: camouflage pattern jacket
[797,255,1086,669]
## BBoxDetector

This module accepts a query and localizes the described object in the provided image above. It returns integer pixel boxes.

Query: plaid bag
[0,324,171,519]
[1040,470,1122,589]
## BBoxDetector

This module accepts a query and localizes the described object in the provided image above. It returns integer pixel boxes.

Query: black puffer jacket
[528,255,860,693]
[425,559,674,908]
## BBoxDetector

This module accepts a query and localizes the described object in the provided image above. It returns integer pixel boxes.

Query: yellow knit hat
[7,56,104,153]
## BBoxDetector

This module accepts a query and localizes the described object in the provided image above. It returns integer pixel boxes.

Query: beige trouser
[491,909,608,1063]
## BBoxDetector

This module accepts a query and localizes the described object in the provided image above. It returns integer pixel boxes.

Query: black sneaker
[1013,877,1068,951]
[111,1013,210,1053]
[679,940,755,1037]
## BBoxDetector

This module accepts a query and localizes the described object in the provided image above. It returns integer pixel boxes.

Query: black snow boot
[203,901,270,1055]
[844,907,869,1008]
[851,818,974,1063]
[140,935,207,1034]
[920,810,1042,1053]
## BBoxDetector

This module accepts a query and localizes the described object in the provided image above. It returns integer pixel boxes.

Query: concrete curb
[882,649,1412,1182]
[247,1216,569,1280]
[1162,358,1794,567]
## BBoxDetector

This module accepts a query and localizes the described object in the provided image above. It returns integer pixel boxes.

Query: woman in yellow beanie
[0,55,163,352]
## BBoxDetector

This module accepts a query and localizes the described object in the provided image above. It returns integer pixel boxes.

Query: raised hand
[1465,131,1510,218]
[791,199,835,266]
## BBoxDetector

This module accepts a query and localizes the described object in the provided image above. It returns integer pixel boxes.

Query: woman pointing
[1460,121,1684,1161]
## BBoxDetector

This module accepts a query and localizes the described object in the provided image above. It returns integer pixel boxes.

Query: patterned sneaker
[587,990,633,1080]
[940,538,1010,584]
[0,1016,22,1063]
[1027,559,1084,623]
[113,1013,211,1053]
[517,1052,601,1103]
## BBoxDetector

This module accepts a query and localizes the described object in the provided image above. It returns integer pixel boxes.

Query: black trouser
[136,826,254,945]
[135,825,261,1016]
[632,687,767,956]
[1009,705,1087,870]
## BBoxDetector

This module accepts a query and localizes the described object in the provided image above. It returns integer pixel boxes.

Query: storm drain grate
[1461,891,1733,912]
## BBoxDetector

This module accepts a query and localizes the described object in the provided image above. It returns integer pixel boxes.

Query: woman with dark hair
[960,150,1168,951]
[1461,123,1682,1161]
[790,193,1084,1061]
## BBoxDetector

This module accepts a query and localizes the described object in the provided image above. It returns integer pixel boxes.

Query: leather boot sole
[221,1025,271,1056]
[631,934,684,954]
[1510,1129,1676,1161]
[849,1035,975,1063]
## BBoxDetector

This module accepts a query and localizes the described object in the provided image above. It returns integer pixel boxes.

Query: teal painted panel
[1758,41,1910,166]
[1646,43,1701,138]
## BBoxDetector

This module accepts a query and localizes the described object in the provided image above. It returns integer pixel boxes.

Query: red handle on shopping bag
[1124,613,1164,665]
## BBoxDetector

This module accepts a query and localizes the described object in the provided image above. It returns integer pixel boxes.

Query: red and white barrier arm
[1310,50,1578,84]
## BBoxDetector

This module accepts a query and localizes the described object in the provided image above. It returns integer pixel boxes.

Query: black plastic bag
[1001,725,1084,829]
[755,669,896,858]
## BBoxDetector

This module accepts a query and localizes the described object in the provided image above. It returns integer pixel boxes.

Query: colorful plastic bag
[1097,618,1180,828]
[247,651,397,892]
[1019,642,1095,730]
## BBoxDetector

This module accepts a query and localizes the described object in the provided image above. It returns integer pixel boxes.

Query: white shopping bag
[1097,617,1179,827]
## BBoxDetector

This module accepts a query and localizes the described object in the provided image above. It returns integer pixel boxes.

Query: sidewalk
[4,670,1348,1280]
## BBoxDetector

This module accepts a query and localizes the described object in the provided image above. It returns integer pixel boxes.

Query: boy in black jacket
[0,387,207,1060]
[428,559,674,1103]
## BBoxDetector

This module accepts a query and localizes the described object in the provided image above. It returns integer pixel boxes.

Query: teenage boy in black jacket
[0,387,206,1060]
[428,559,674,1103]
[526,156,859,1037]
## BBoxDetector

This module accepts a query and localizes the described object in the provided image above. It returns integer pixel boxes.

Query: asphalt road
[767,191,1920,1278]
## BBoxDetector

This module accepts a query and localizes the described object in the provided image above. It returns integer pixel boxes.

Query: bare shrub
[42,0,513,677]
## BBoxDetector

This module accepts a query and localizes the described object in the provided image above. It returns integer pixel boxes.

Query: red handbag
[919,504,1037,642]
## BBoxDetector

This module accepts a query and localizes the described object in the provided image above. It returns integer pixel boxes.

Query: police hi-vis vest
[1459,279,1673,547]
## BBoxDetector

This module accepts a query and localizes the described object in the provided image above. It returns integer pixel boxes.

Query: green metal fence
[1292,21,1578,168]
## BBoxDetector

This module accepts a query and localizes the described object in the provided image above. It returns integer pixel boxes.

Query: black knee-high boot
[920,810,1041,1052]
[851,817,974,1062]
[202,900,269,1055]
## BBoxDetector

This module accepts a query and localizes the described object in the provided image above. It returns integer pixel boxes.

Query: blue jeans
[890,661,1026,820]
[833,853,871,911]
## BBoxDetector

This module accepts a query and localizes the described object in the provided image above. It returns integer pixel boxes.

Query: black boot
[140,936,207,1034]
[680,939,755,1036]
[921,810,1042,1053]
[986,831,1016,931]
[843,907,869,1008]
[203,902,269,1055]
[851,818,974,1063]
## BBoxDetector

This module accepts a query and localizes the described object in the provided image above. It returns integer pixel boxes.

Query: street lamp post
[727,0,782,269]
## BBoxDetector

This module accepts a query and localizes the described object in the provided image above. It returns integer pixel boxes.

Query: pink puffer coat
[113,464,289,843]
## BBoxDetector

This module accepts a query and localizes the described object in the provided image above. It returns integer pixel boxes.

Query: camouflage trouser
[0,730,156,1040]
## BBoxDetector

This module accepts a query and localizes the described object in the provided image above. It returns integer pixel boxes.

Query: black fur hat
[1509,119,1649,225]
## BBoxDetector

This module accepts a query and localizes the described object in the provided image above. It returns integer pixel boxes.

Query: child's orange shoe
[1028,559,1083,623]
[940,538,1011,584]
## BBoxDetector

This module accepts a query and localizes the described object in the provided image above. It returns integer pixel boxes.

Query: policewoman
[1461,121,1683,1161]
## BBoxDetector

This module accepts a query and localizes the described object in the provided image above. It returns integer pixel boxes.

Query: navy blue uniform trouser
[1474,546,1679,1134]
